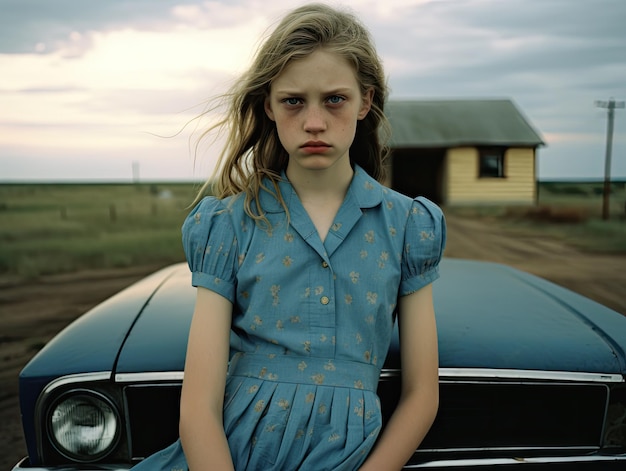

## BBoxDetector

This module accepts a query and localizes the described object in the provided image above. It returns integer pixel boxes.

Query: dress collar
[258,164,384,214]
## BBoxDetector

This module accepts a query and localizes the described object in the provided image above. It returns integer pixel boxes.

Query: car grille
[123,377,609,461]
[425,382,607,449]
[124,384,182,459]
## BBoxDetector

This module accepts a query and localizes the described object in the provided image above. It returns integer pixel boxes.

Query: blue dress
[134,165,445,470]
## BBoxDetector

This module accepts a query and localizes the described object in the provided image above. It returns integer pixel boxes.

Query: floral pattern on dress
[176,165,446,470]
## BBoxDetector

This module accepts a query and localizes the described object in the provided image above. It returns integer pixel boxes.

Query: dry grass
[0,183,203,278]
[1,180,625,279]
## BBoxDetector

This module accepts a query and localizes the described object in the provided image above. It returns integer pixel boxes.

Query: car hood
[20,265,185,381]
[431,259,626,374]
[115,260,626,376]
[115,264,196,374]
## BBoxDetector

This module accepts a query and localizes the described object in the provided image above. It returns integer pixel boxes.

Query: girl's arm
[179,287,235,471]
[359,283,439,471]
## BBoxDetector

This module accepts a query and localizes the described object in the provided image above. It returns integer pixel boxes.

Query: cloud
[0,0,624,181]
[374,0,626,179]
[0,0,183,54]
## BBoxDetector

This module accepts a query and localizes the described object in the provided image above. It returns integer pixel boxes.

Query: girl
[137,3,445,470]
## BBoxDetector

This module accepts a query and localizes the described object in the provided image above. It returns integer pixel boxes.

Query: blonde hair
[196,3,390,225]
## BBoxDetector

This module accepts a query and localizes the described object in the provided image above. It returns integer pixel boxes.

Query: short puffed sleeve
[181,197,238,302]
[400,196,447,296]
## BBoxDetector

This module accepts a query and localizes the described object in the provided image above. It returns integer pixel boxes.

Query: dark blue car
[12,259,626,469]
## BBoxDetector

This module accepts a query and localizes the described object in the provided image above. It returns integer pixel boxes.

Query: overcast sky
[1,0,624,182]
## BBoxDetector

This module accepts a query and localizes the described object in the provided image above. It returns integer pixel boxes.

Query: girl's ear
[264,97,276,122]
[358,87,374,120]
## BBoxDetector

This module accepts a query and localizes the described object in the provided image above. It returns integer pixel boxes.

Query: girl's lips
[301,141,331,153]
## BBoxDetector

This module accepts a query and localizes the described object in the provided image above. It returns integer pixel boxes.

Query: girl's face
[264,49,373,175]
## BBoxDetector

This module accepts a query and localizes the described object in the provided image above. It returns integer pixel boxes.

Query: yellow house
[385,99,544,205]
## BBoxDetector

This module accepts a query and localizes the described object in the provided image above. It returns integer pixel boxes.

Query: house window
[479,148,506,178]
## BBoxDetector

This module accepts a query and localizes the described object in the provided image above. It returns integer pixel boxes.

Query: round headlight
[48,390,120,462]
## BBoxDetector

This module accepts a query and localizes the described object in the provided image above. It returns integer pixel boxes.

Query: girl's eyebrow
[274,87,354,96]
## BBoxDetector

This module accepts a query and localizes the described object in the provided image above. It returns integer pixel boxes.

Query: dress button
[320,296,330,305]
[321,261,329,268]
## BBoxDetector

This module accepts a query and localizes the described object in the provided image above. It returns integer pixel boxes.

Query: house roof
[386,99,545,148]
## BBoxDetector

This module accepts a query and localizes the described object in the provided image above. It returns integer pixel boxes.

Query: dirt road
[444,216,625,315]
[1,215,625,468]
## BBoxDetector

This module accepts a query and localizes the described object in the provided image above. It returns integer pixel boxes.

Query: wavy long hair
[195,3,390,226]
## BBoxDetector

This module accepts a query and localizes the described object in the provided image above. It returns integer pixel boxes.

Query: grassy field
[0,183,204,278]
[1,181,625,279]
[531,181,626,252]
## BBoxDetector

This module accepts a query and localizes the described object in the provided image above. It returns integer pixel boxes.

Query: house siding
[446,147,536,205]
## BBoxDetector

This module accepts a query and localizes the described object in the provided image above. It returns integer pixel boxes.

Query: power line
[594,97,624,220]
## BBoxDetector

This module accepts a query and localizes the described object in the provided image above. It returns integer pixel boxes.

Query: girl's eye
[283,98,301,106]
[327,95,345,105]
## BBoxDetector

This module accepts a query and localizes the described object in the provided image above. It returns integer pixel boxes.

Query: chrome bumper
[13,453,626,470]
[407,454,626,468]
[11,457,132,470]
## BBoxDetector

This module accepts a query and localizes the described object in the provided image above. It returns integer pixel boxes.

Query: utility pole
[132,160,140,184]
[594,97,624,220]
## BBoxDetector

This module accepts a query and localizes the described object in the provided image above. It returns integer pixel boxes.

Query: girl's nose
[303,106,326,133]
